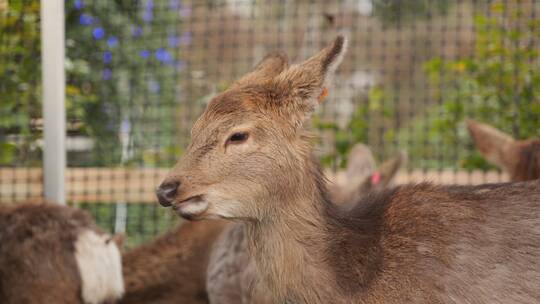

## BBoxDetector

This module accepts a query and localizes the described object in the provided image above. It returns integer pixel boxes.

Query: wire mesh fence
[2,0,540,246]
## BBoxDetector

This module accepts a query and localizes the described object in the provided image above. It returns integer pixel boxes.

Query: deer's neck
[246,200,336,303]
[245,160,358,303]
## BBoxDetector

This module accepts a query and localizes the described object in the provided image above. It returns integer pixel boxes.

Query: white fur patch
[179,199,209,216]
[75,229,124,304]
[206,191,245,219]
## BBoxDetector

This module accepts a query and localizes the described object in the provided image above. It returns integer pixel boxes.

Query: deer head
[157,36,347,220]
[332,144,406,205]
[467,119,540,181]
[467,120,517,170]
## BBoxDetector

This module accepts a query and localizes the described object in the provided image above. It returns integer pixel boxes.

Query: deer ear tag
[371,171,381,186]
[318,87,329,103]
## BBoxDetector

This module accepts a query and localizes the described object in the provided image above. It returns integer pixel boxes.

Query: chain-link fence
[2,0,540,246]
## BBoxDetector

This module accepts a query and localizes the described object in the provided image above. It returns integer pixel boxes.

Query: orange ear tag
[318,87,329,103]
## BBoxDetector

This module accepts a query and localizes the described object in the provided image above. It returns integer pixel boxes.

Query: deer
[0,201,124,304]
[206,143,405,304]
[156,36,540,303]
[467,119,540,181]
[120,143,401,304]
[119,219,227,304]
[329,144,407,206]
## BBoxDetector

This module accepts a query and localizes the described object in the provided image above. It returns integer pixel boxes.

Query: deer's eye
[227,132,249,145]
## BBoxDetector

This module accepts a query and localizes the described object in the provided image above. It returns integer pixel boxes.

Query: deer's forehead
[191,116,235,140]
[205,85,283,114]
[191,111,259,140]
[196,89,277,125]
[206,91,249,115]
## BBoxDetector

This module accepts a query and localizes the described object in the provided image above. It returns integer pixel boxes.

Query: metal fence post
[41,0,66,204]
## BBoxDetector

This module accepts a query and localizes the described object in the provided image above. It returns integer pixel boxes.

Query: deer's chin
[203,191,249,220]
[172,196,209,220]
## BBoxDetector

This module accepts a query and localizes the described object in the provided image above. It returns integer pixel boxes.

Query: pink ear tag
[371,172,381,185]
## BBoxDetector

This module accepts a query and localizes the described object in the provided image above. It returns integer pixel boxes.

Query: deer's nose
[156,181,180,207]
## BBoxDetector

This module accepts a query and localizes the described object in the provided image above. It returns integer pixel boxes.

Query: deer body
[120,219,227,304]
[248,179,540,303]
[0,202,124,304]
[157,36,540,303]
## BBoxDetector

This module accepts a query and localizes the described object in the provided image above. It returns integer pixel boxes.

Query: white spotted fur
[75,229,124,304]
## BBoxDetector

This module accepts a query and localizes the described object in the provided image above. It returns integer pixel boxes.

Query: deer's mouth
[172,195,208,220]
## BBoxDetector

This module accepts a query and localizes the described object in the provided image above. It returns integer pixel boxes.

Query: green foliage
[1,1,187,166]
[421,2,540,169]
[0,1,42,165]
[314,86,394,168]
[315,105,367,168]
[322,2,540,171]
[65,1,186,166]
[75,202,179,248]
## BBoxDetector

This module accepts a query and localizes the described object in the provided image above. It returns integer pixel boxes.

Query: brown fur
[0,202,101,304]
[159,37,540,303]
[467,119,540,181]
[514,140,540,181]
[206,144,404,304]
[323,181,540,303]
[206,223,263,304]
[119,219,227,304]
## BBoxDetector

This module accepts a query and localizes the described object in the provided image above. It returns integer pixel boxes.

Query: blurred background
[1,0,539,246]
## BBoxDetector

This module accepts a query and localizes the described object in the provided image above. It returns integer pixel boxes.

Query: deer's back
[330,181,540,303]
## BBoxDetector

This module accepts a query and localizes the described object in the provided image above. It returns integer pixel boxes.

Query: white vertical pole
[41,0,66,204]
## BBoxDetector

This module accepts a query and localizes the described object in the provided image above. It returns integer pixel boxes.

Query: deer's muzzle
[156,181,180,207]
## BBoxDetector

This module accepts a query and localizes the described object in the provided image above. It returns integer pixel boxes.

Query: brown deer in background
[157,36,540,303]
[467,119,540,181]
[329,144,407,206]
[0,202,124,304]
[206,144,406,304]
[119,219,227,304]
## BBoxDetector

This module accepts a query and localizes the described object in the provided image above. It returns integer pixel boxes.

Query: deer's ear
[467,119,516,170]
[375,151,406,187]
[345,144,376,181]
[273,36,347,127]
[233,52,289,88]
